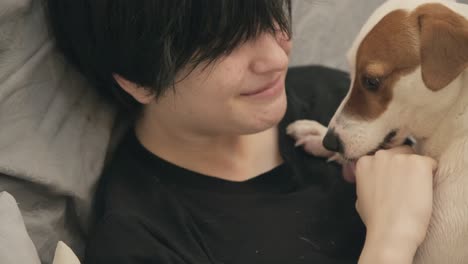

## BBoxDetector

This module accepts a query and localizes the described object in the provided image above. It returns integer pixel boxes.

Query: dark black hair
[45,0,292,112]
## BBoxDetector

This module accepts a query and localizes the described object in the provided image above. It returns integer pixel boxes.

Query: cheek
[281,38,293,56]
[210,63,247,97]
[176,80,243,123]
[343,89,372,119]
[186,69,246,103]
[344,83,393,120]
[393,72,459,112]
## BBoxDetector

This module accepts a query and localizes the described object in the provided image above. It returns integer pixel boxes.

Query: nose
[323,129,344,153]
[250,32,290,74]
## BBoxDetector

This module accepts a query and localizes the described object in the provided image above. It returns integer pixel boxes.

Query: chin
[233,91,287,134]
[259,98,287,127]
[246,107,287,134]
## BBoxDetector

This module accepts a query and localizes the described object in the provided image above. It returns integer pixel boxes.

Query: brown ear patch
[414,3,468,91]
[344,3,468,121]
[344,10,419,120]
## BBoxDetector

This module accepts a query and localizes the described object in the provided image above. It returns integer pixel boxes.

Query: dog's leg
[286,120,335,158]
[413,169,468,264]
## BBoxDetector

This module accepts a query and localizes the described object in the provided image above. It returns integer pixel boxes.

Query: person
[45,0,436,263]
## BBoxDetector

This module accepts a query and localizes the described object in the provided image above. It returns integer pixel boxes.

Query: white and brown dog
[288,0,468,263]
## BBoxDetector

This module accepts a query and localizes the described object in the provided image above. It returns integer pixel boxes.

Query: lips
[342,161,357,183]
[241,76,282,96]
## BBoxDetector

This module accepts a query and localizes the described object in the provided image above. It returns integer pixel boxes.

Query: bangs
[46,0,292,110]
[178,0,292,66]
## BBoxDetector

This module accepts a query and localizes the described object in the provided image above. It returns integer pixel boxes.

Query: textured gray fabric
[0,191,41,264]
[0,0,115,263]
[1,0,468,264]
[0,175,85,263]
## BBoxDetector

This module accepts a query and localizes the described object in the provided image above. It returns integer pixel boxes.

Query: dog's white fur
[289,0,468,263]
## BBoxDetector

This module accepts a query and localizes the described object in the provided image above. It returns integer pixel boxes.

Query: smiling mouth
[241,75,282,96]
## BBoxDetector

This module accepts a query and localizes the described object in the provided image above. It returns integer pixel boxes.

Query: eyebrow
[365,63,388,77]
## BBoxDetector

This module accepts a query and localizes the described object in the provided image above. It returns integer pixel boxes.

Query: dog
[288,0,468,263]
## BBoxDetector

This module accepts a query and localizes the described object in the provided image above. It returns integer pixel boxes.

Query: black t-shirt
[85,66,366,264]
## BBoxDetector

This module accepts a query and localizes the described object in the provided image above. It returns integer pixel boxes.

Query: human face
[146,31,292,136]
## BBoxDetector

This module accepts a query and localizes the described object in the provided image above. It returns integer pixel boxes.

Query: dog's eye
[362,76,381,91]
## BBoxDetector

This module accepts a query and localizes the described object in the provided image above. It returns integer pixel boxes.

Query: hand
[355,146,437,264]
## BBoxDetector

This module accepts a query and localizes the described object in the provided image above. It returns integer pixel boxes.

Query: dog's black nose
[323,129,343,153]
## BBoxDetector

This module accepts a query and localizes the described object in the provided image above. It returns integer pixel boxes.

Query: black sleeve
[280,65,352,184]
[85,214,189,264]
[285,65,350,125]
[280,66,366,260]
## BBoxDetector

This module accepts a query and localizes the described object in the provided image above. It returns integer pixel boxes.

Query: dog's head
[324,0,468,160]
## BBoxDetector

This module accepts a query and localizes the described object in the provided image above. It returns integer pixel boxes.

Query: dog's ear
[417,4,468,91]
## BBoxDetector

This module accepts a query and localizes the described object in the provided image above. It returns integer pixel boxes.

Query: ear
[113,74,154,104]
[417,4,468,91]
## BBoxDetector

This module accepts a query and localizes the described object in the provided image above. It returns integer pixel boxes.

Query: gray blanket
[3,0,465,263]
[0,0,114,263]
[0,192,41,264]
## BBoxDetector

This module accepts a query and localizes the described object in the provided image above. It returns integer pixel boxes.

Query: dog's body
[288,0,468,263]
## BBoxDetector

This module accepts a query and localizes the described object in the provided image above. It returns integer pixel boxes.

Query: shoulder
[285,65,350,125]
[85,211,212,264]
[85,213,147,262]
[85,213,171,263]
[92,135,176,219]
[286,65,349,99]
[280,66,351,185]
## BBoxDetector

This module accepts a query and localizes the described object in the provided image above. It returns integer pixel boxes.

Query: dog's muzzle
[323,129,344,153]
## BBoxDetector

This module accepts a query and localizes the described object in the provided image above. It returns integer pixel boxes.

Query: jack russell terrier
[288,0,468,263]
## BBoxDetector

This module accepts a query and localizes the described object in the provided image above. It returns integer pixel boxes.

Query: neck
[135,114,283,182]
[414,73,468,159]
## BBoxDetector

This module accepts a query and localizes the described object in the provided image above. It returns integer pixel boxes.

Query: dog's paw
[286,120,326,139]
[286,120,334,158]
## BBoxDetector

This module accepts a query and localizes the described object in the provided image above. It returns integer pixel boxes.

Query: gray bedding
[0,1,114,263]
[1,0,464,263]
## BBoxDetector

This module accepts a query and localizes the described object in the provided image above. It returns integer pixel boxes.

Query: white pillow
[0,192,41,264]
[53,242,80,264]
